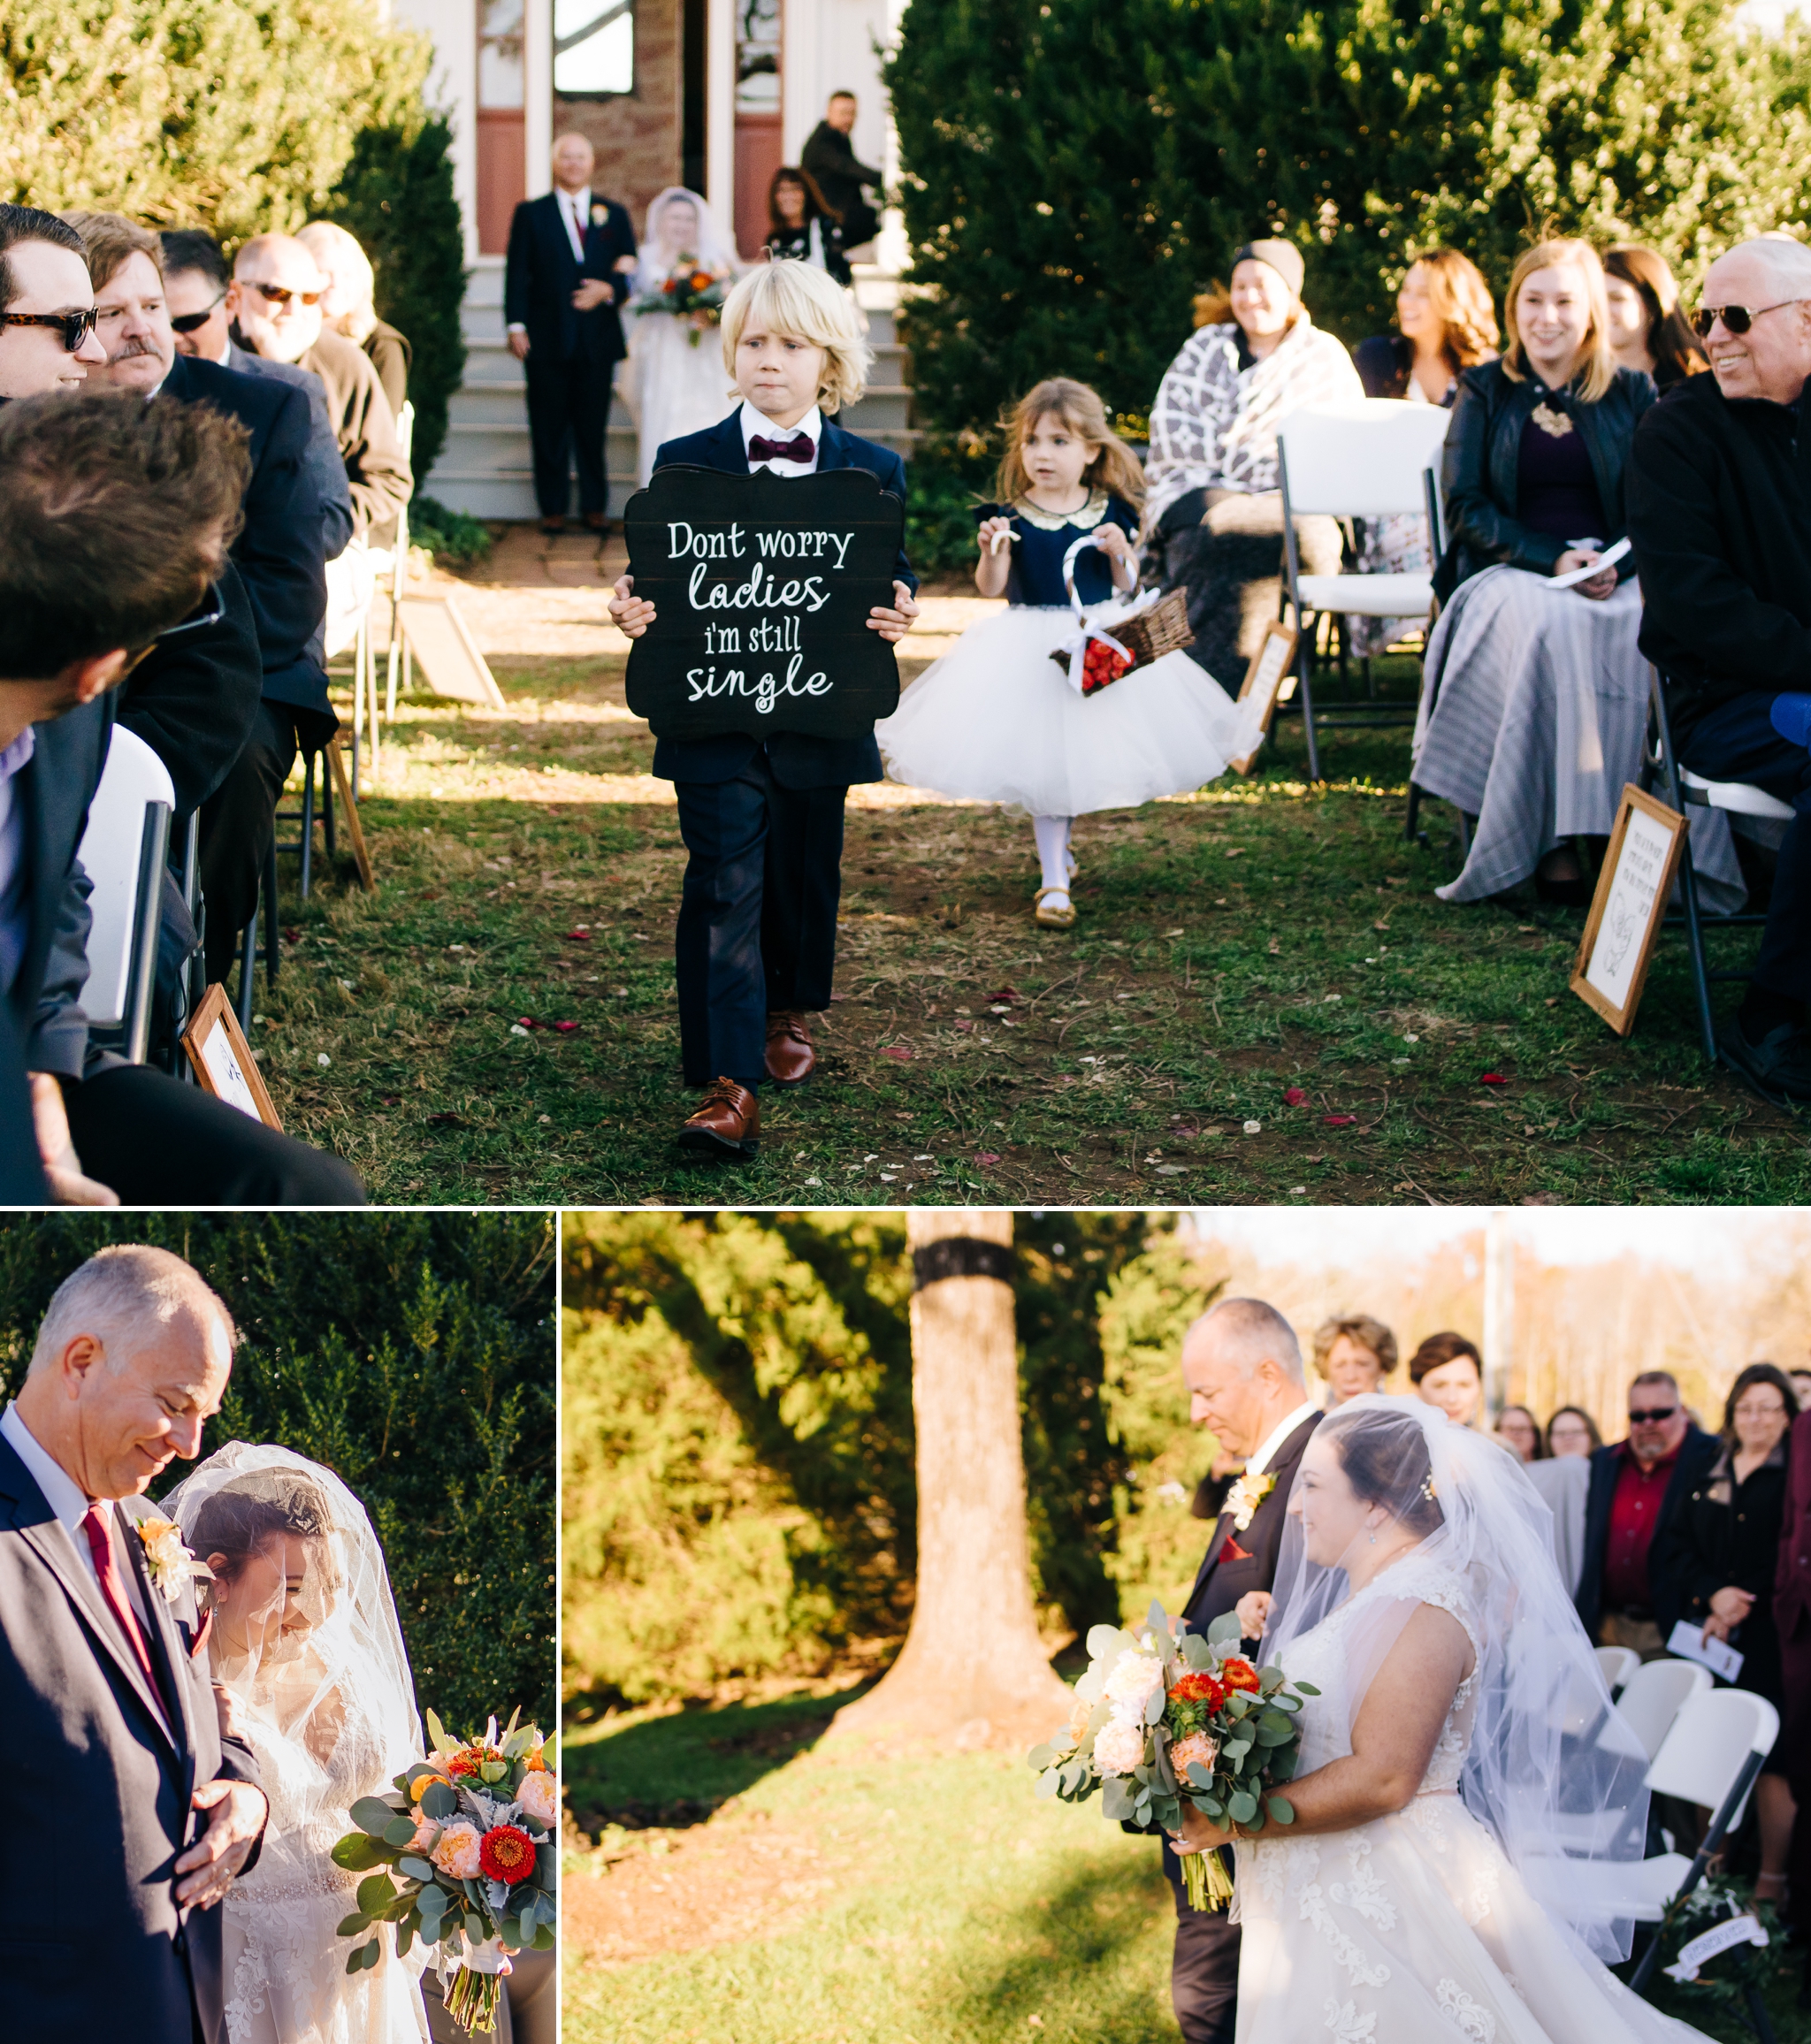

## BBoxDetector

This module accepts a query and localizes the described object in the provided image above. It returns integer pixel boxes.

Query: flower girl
[875,378,1261,927]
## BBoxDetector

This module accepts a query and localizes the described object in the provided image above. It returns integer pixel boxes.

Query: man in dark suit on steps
[504,132,637,533]
[1160,1298,1322,2044]
[609,262,917,1158]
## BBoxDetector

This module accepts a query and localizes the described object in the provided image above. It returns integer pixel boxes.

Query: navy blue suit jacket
[648,410,914,789]
[504,191,635,366]
[160,352,330,718]
[1574,1426,1720,1641]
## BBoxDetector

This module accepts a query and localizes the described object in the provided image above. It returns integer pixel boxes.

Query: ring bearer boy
[609,259,918,1158]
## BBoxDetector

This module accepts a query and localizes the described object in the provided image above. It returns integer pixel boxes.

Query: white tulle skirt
[875,605,1263,816]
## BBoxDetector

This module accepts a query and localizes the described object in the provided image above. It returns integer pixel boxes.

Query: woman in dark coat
[1654,1361,1799,1901]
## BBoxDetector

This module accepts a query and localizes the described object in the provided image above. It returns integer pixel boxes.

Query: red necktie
[81,1502,159,1692]
[749,432,815,465]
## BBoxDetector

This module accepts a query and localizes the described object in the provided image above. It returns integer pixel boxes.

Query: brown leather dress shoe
[540,515,566,536]
[584,510,607,532]
[765,1012,815,1087]
[677,1077,760,1158]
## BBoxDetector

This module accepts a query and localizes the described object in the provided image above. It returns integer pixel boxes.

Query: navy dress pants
[1163,1836,1240,2044]
[673,748,847,1090]
[1677,691,1811,1002]
[524,354,611,518]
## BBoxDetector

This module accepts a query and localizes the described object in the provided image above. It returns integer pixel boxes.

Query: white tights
[1034,815,1074,897]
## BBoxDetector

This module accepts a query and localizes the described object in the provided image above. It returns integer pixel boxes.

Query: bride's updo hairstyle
[187,1475,334,1599]
[1326,1417,1444,1539]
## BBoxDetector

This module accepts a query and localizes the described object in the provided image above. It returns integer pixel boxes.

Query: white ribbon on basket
[1053,533,1159,696]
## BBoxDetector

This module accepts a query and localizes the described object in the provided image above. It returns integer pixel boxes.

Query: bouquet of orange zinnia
[1028,1602,1318,1911]
[331,1708,557,2035]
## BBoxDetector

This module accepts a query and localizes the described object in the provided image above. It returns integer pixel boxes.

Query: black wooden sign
[623,464,906,741]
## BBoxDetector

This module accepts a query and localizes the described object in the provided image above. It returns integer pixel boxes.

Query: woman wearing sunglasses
[1413,239,1740,911]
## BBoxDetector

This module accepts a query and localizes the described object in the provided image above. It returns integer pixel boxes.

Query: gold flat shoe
[1035,886,1077,928]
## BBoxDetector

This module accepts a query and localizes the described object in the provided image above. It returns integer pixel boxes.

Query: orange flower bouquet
[1028,1602,1318,1911]
[630,256,731,343]
[331,1708,557,2034]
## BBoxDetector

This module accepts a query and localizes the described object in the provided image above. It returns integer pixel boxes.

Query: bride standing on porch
[621,187,741,486]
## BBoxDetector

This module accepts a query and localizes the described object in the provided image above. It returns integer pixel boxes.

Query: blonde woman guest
[1311,1313,1399,1407]
[1145,239,1363,686]
[1603,244,1707,393]
[1349,250,1499,655]
[1414,237,1740,908]
[607,262,918,1158]
[296,220,410,417]
[1408,1330,1484,1428]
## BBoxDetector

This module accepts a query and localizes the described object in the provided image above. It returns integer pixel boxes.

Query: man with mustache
[1629,233,1811,1102]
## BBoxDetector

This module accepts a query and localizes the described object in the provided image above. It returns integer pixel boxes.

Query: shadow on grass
[943,1840,1177,2044]
[562,1683,877,1835]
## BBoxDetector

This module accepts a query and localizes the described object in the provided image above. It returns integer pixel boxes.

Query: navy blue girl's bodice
[975,492,1141,606]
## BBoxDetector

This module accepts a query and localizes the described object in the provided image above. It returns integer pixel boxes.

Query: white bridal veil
[633,187,737,294]
[1260,1395,1654,1963]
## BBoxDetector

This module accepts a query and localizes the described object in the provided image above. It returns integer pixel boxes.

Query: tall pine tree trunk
[834,1209,1073,1749]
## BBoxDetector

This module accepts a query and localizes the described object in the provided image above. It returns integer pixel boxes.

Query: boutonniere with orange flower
[135,1517,213,1604]
[590,203,607,229]
[1224,1469,1276,1533]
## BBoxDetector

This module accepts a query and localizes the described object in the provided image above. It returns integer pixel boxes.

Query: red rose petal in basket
[1283,1087,1307,1107]
[1322,1114,1357,1126]
[1480,1072,1509,1087]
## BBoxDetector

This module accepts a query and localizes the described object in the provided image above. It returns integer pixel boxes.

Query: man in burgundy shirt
[1575,1369,1718,1658]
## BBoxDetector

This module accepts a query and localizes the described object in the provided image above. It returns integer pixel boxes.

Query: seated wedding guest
[801,92,882,254]
[765,168,852,287]
[162,228,355,565]
[1311,1312,1398,1407]
[1495,1402,1545,1460]
[1628,233,1811,1102]
[1576,1369,1717,1657]
[1776,1402,1811,1953]
[1408,1330,1484,1427]
[1145,239,1363,688]
[296,219,410,417]
[1547,1402,1603,1456]
[1,389,363,1201]
[1604,244,1706,392]
[1793,1367,1811,1410]
[1653,1362,1798,1901]
[1412,237,1720,909]
[0,205,108,395]
[1349,249,1497,655]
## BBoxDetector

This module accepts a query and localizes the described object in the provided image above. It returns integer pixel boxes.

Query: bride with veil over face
[622,187,741,486]
[165,1445,430,2044]
[1172,1396,1711,2044]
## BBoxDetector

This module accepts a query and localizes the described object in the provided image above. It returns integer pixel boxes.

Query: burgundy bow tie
[749,431,814,465]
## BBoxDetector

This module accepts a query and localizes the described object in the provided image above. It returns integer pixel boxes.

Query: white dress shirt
[1242,1399,1319,1479]
[740,400,822,477]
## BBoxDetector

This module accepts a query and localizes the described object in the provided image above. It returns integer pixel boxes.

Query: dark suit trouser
[524,353,612,517]
[59,1064,364,1205]
[197,699,298,984]
[1164,1837,1240,2044]
[1677,691,1811,1002]
[673,751,847,1089]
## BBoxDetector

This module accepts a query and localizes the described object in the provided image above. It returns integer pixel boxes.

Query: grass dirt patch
[249,646,1810,1203]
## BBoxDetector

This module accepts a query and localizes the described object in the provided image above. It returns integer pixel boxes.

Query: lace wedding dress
[1229,1400,1707,2044]
[167,1445,430,2044]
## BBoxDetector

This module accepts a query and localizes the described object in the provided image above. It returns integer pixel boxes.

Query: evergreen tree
[888,0,1811,446]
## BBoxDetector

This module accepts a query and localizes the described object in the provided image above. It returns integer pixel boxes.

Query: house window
[555,0,635,95]
[735,0,780,113]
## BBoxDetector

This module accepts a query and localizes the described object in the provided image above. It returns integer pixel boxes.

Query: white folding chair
[1615,1656,1713,1761]
[1594,1644,1640,1699]
[73,726,174,1065]
[1274,400,1455,778]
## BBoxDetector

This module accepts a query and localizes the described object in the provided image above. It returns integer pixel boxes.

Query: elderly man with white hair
[1137,1298,1321,2044]
[1629,232,1811,1102]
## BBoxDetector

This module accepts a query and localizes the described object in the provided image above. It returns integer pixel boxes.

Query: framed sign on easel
[1570,783,1691,1036]
[1230,621,1299,776]
[180,984,284,1129]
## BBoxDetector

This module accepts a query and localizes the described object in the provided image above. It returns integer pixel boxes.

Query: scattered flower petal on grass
[1323,1114,1356,1126]
[564,929,591,941]
[1242,1120,1262,1135]
[974,1151,1001,1166]
[509,1023,531,1037]
[953,1018,975,1032]
[1481,1072,1509,1087]
[1284,1087,1306,1106]
[882,1046,913,1061]
[1157,1163,1187,1176]
[317,1053,331,1067]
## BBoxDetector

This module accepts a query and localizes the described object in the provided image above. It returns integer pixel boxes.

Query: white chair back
[1593,1644,1640,1697]
[1614,1657,1712,1760]
[1277,400,1455,518]
[1646,1688,1780,1826]
[73,726,175,1032]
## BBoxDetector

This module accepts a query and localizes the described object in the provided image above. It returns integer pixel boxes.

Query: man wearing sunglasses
[1574,1369,1717,1659]
[1628,234,1811,1102]
[0,206,109,398]
[0,389,363,1204]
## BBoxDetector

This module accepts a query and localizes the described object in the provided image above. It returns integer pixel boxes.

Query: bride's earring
[1368,1532,1377,1544]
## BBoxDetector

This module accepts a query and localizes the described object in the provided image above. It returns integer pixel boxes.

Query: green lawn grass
[250,651,1811,1202]
[563,1689,1811,2044]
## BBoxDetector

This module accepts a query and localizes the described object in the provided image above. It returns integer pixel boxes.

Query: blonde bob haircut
[995,378,1145,509]
[720,260,871,414]
[1501,238,1617,404]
